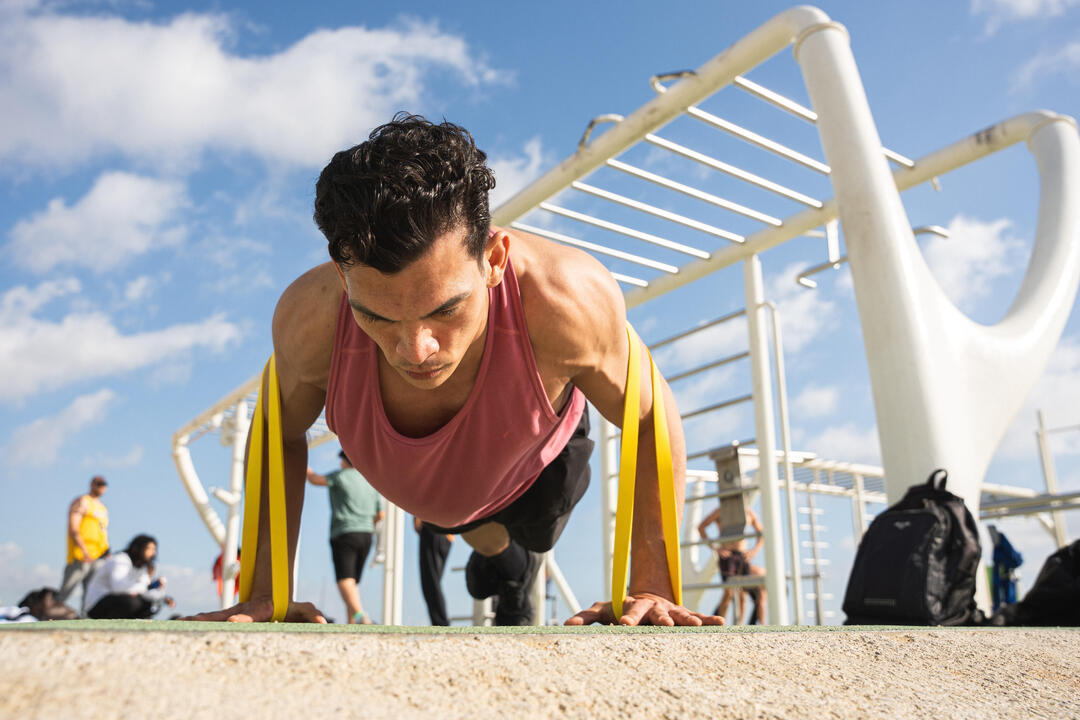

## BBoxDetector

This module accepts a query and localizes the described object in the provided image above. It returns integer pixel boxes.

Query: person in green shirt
[307,450,385,624]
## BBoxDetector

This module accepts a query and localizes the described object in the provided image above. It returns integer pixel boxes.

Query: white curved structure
[802,20,1080,513]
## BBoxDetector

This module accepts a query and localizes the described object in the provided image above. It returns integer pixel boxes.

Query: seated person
[84,534,174,619]
[697,507,766,624]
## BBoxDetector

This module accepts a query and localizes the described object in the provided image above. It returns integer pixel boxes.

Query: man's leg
[462,522,541,626]
[56,561,86,605]
[330,533,372,623]
[336,578,364,623]
[419,528,451,626]
[749,564,766,624]
[78,556,106,616]
[713,587,734,620]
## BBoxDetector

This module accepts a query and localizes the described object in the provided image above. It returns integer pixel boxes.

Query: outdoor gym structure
[173,6,1080,625]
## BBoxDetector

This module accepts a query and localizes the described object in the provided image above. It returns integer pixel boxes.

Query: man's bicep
[574,328,655,429]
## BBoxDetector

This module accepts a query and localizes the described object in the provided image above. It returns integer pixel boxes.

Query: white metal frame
[173,6,1080,624]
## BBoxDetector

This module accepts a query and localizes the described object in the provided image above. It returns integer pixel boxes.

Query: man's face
[90,478,107,497]
[338,226,500,390]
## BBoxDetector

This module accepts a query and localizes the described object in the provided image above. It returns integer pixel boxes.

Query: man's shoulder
[272,262,342,388]
[511,230,625,370]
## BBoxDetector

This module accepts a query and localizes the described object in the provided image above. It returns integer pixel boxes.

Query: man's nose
[397,325,439,365]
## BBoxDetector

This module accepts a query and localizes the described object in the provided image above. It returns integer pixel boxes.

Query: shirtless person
[697,506,766,624]
[187,114,722,627]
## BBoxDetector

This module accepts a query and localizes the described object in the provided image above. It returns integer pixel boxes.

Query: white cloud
[801,423,882,465]
[792,384,839,419]
[123,276,153,302]
[0,7,506,169]
[0,279,241,402]
[4,388,116,467]
[971,0,1080,33]
[767,262,837,353]
[7,172,188,273]
[0,542,59,606]
[81,444,144,470]
[489,137,545,210]
[921,214,1025,313]
[1013,40,1080,90]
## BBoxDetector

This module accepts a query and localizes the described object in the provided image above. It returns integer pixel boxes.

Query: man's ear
[484,228,510,287]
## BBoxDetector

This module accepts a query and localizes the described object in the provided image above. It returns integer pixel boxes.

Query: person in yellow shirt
[57,476,110,614]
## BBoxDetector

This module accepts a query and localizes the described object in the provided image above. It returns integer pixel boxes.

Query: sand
[1,623,1077,719]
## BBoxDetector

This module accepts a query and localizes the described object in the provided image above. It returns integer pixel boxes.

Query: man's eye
[436,306,458,318]
[359,312,382,323]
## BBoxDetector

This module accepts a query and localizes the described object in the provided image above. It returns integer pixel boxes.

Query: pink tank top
[325,255,586,527]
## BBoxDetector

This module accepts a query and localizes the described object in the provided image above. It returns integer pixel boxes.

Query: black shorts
[718,549,750,580]
[424,406,594,553]
[329,531,373,582]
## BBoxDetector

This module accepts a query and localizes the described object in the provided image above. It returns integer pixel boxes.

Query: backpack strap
[927,468,948,492]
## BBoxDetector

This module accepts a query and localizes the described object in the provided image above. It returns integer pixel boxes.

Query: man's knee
[462,523,510,556]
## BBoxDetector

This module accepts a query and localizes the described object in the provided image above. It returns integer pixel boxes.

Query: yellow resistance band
[237,355,291,622]
[610,324,683,618]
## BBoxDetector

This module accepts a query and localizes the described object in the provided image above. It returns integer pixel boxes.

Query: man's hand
[565,593,725,627]
[180,599,327,624]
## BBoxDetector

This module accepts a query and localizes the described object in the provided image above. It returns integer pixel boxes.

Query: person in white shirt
[85,535,174,619]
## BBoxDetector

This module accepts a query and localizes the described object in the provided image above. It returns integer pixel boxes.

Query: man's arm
[184,264,340,623]
[744,508,764,561]
[67,497,90,562]
[305,468,328,486]
[528,242,718,626]
[697,506,722,541]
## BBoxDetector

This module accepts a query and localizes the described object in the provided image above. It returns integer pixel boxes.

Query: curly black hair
[314,113,497,273]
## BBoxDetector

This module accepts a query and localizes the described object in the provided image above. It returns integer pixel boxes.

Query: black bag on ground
[843,469,982,625]
[992,539,1080,626]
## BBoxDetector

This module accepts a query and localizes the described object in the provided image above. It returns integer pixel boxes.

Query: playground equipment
[173,6,1080,624]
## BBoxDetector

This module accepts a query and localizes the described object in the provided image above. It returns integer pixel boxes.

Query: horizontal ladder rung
[606,159,779,227]
[511,222,678,273]
[645,133,824,209]
[571,181,742,245]
[538,201,710,258]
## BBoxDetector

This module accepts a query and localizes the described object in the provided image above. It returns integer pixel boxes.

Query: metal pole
[600,417,618,599]
[221,398,247,609]
[806,490,824,625]
[743,255,789,624]
[851,472,868,542]
[765,302,803,625]
[1036,410,1069,548]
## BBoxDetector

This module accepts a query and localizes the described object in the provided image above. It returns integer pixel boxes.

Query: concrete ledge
[2,626,1077,718]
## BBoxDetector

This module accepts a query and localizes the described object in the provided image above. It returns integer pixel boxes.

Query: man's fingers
[565,601,611,626]
[617,597,654,626]
[668,607,703,626]
[694,611,726,626]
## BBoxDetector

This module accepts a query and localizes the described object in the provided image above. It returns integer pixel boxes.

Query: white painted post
[600,416,618,599]
[743,255,789,625]
[381,503,404,625]
[1035,411,1069,548]
[766,304,803,625]
[220,398,247,609]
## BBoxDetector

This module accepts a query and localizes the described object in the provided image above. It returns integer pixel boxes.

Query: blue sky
[2,0,1079,624]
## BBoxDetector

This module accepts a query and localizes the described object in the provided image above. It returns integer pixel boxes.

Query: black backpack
[843,469,982,626]
[992,539,1080,626]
